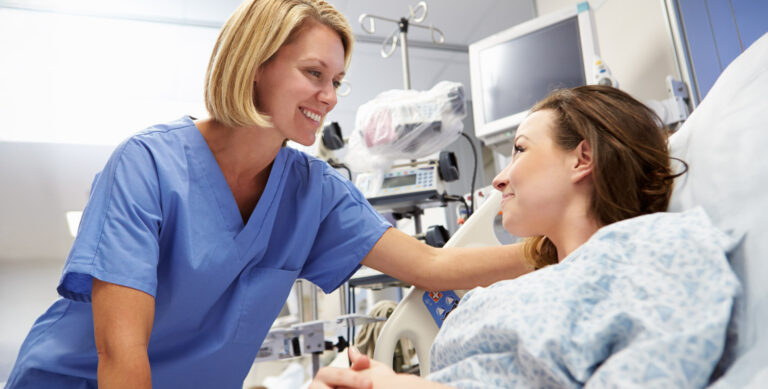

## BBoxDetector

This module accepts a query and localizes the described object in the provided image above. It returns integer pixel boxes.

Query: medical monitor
[469,3,600,145]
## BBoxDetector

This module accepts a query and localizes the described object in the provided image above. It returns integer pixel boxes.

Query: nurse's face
[254,21,345,146]
[492,110,575,237]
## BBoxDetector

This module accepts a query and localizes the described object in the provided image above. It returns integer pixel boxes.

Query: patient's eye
[513,144,525,157]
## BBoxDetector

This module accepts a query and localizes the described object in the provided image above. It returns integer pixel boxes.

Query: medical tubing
[441,193,470,219]
[329,161,352,180]
[459,132,478,215]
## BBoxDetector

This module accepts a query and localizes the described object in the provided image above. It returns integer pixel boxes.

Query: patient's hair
[524,85,687,269]
[204,0,353,128]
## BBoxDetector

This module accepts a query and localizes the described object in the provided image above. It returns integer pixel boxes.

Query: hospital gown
[428,208,740,388]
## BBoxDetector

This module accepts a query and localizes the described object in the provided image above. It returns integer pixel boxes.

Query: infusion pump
[355,162,445,211]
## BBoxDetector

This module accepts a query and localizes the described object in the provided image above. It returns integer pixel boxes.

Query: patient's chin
[502,220,529,237]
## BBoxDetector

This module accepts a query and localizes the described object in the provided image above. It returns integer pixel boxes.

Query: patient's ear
[570,140,593,183]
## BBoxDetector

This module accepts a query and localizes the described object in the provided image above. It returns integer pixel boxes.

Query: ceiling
[0,0,536,262]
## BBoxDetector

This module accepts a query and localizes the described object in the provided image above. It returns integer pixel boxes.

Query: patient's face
[492,110,574,236]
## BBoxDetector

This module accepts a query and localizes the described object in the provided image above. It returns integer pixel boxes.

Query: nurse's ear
[253,65,265,107]
[569,139,593,184]
[254,65,263,83]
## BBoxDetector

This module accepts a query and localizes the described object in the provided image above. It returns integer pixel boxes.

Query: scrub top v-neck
[6,116,391,389]
[192,126,286,259]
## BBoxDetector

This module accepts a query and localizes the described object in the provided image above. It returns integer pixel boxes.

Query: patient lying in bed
[310,85,740,389]
[429,208,739,388]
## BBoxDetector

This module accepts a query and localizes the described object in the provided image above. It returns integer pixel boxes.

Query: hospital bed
[374,32,768,387]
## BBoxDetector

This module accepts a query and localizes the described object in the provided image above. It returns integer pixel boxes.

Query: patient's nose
[493,172,508,192]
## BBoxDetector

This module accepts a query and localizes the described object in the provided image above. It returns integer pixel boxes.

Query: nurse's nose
[318,81,337,110]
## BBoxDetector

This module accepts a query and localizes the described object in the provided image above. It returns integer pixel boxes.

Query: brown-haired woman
[312,85,710,389]
[506,85,684,269]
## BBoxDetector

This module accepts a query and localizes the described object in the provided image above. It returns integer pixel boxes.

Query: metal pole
[339,282,349,315]
[312,353,321,377]
[295,280,305,322]
[413,211,422,234]
[399,18,411,90]
[310,284,319,321]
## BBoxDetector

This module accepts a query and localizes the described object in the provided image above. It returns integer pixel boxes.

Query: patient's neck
[548,208,601,263]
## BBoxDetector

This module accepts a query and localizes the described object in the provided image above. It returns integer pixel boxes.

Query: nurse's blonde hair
[204,0,354,128]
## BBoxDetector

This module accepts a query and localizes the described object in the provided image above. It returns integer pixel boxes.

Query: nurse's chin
[289,134,317,147]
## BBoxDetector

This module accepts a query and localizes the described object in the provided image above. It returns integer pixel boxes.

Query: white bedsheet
[428,208,740,388]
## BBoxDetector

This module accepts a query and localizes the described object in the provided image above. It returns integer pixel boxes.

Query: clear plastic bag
[346,81,466,171]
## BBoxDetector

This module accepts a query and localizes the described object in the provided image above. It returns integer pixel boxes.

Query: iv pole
[359,1,445,90]
[358,1,447,234]
[280,10,448,371]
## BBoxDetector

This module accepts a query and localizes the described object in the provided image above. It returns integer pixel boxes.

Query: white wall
[537,0,679,102]
[0,8,216,145]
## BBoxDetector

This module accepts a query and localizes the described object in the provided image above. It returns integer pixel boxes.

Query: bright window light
[66,211,83,237]
[0,8,216,145]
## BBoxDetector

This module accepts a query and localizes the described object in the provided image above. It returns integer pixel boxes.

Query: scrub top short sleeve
[299,165,391,293]
[57,138,162,301]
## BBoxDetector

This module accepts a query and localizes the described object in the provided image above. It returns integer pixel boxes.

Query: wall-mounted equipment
[468,2,601,146]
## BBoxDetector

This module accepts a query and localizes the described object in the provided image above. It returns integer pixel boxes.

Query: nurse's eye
[332,80,341,89]
[307,70,322,79]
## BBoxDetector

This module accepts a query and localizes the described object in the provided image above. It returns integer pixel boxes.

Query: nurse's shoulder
[100,116,195,168]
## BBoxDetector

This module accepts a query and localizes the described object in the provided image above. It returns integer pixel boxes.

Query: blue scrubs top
[6,117,391,388]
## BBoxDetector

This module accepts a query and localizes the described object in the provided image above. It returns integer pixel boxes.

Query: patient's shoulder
[570,208,735,269]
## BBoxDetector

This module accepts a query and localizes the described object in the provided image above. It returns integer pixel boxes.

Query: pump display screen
[382,174,417,189]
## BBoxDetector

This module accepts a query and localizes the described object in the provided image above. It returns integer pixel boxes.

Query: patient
[311,85,740,389]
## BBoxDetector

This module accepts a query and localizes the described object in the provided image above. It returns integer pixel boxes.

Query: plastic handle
[373,286,439,376]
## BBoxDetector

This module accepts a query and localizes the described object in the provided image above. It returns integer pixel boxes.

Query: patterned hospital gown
[428,208,741,388]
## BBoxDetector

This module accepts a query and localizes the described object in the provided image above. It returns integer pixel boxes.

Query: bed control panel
[422,290,461,327]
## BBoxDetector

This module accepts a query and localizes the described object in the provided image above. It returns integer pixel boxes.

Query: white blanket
[429,208,740,388]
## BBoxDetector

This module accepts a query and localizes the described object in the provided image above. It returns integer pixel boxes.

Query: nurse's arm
[361,228,531,291]
[92,278,155,389]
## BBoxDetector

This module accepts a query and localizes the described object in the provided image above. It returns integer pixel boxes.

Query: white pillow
[668,32,768,388]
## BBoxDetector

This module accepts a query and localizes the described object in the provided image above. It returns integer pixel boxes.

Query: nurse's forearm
[92,278,155,389]
[98,350,152,389]
[426,242,532,290]
[363,229,531,291]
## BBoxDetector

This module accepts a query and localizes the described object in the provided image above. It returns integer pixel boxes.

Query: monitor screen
[469,4,599,144]
[479,17,585,124]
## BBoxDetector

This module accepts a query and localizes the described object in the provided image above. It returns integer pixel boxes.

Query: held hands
[309,346,397,389]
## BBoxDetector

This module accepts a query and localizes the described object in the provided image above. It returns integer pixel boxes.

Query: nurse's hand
[309,347,372,389]
[349,353,398,382]
[347,346,371,370]
[310,367,372,389]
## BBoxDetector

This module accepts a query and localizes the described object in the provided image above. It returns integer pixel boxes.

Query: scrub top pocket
[232,266,300,345]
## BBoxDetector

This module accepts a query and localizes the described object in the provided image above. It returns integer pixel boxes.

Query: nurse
[5,1,528,388]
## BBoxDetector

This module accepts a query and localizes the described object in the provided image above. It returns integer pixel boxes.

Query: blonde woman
[6,1,527,388]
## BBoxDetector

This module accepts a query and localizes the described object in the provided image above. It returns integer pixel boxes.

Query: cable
[328,161,353,181]
[459,132,478,215]
[441,194,470,220]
